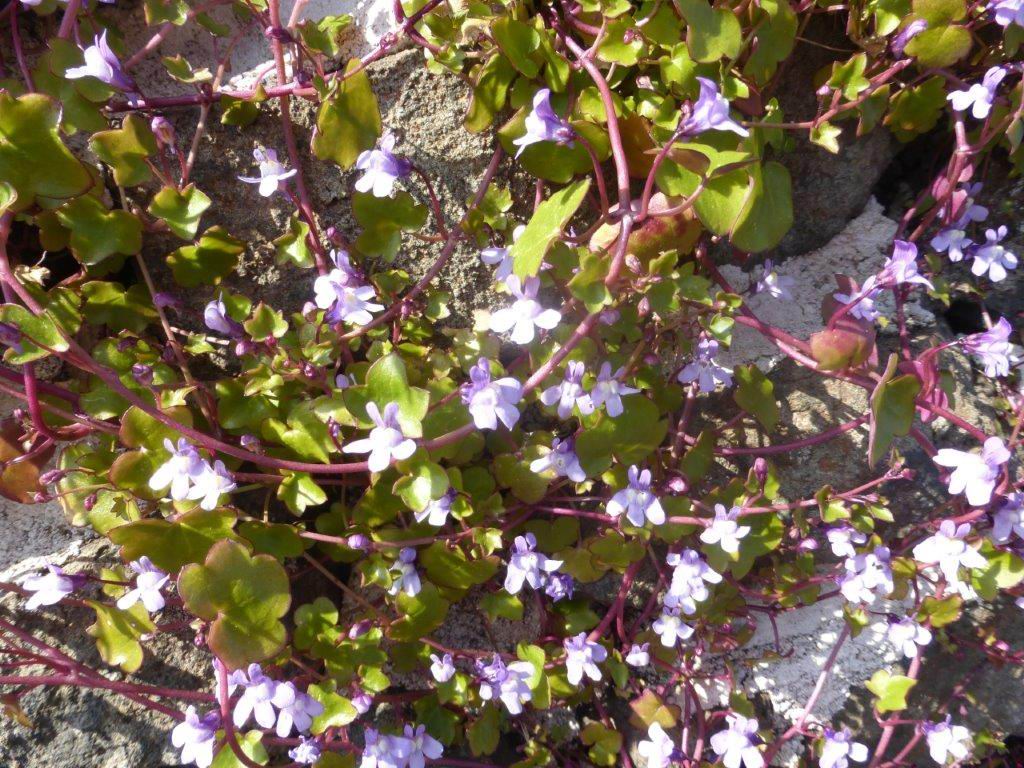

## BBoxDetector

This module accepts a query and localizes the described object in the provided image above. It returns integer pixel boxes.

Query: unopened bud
[301,363,318,379]
[665,475,688,494]
[348,620,372,639]
[798,537,819,552]
[150,116,175,146]
[625,254,642,274]
[753,457,769,490]
[637,296,650,317]
[84,493,97,511]
[352,692,372,714]
[240,434,263,453]
[131,363,154,385]
[347,534,370,551]
[39,469,67,485]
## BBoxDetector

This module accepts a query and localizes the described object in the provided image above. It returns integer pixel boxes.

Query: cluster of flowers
[148,438,237,510]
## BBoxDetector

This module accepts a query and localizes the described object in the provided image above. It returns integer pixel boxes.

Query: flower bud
[0,322,22,350]
[301,362,318,379]
[131,363,154,385]
[753,457,769,490]
[348,620,372,639]
[153,292,183,313]
[84,493,97,511]
[352,692,372,714]
[39,469,67,486]
[150,116,175,146]
[240,434,263,453]
[347,534,370,551]
[665,475,688,494]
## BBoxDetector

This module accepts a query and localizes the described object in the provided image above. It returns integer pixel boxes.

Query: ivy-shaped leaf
[352,191,428,260]
[56,197,142,266]
[167,226,243,287]
[109,508,239,573]
[148,184,211,240]
[273,215,314,268]
[89,114,158,187]
[87,600,154,673]
[277,472,328,515]
[733,365,779,431]
[866,670,916,712]
[868,355,921,466]
[312,59,382,169]
[511,179,591,279]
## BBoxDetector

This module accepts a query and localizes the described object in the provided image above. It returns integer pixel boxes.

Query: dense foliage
[0,0,1022,766]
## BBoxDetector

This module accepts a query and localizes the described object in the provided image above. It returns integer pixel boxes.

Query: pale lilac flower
[711,714,764,768]
[834,276,882,322]
[923,717,972,765]
[540,361,594,420]
[991,0,1024,26]
[504,533,562,595]
[460,358,523,431]
[336,372,355,389]
[544,572,575,602]
[962,317,1018,377]
[948,67,1007,120]
[952,183,989,228]
[489,275,562,345]
[430,653,455,683]
[149,438,205,501]
[700,504,750,554]
[529,437,586,482]
[513,88,575,157]
[229,664,279,729]
[820,727,869,768]
[971,226,1018,282]
[992,493,1024,544]
[313,270,384,326]
[837,546,894,604]
[203,295,244,337]
[171,707,219,768]
[23,564,84,610]
[652,604,694,647]
[827,526,868,559]
[913,520,987,588]
[931,228,973,263]
[360,728,411,768]
[887,617,933,659]
[186,460,236,511]
[755,259,795,300]
[880,240,934,289]
[476,655,535,715]
[414,488,455,527]
[238,147,297,197]
[352,691,372,714]
[625,642,650,667]
[289,737,322,765]
[678,338,733,392]
[344,402,417,472]
[403,724,444,768]
[891,19,927,56]
[680,77,750,137]
[355,131,412,198]
[665,549,722,614]
[388,547,421,597]
[480,225,524,282]
[637,723,675,768]
[116,557,169,613]
[933,436,1010,506]
[271,682,324,737]
[65,32,134,91]
[607,465,665,528]
[590,362,640,417]
[563,632,607,686]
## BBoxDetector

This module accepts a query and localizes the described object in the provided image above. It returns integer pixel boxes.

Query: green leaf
[675,0,743,62]
[971,542,1024,600]
[307,681,358,733]
[491,17,540,77]
[273,215,314,268]
[0,303,69,363]
[56,197,142,266]
[352,191,428,260]
[86,600,155,673]
[730,161,794,253]
[0,93,91,212]
[144,0,189,25]
[468,705,501,756]
[494,451,550,504]
[148,184,211,240]
[576,396,667,475]
[912,0,966,24]
[238,521,304,560]
[743,0,797,83]
[277,472,328,515]
[884,76,947,142]
[394,459,449,512]
[465,54,518,133]
[511,179,591,279]
[581,722,623,767]
[733,365,779,431]
[109,508,238,573]
[348,353,430,437]
[681,429,716,484]
[211,731,268,768]
[828,53,870,101]
[868,355,921,466]
[298,14,353,56]
[162,54,212,83]
[904,25,971,67]
[89,115,158,187]
[244,302,288,342]
[597,18,646,66]
[312,59,382,169]
[167,226,243,287]
[866,670,916,712]
[388,583,449,642]
[810,122,842,154]
[81,282,158,333]
[119,404,193,450]
[480,591,524,621]
[178,539,291,669]
[420,543,498,589]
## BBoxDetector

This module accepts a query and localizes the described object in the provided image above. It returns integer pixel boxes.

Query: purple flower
[480,226,522,282]
[540,361,594,419]
[880,240,934,289]
[271,682,324,737]
[933,436,1010,506]
[971,225,1018,282]
[930,228,973,263]
[360,728,412,768]
[150,116,175,145]
[700,504,750,554]
[22,564,84,610]
[149,438,205,501]
[186,460,236,511]
[951,182,989,228]
[992,492,1024,544]
[665,549,722,614]
[0,322,22,352]
[923,717,972,764]
[430,653,455,683]
[513,88,574,157]
[403,724,444,768]
[65,32,135,91]
[343,402,417,472]
[154,292,183,313]
[678,338,733,392]
[289,736,322,765]
[590,362,640,417]
[820,727,869,768]
[826,526,867,559]
[116,557,169,613]
[607,465,665,528]
[625,642,650,667]
[913,520,987,589]
[489,275,562,345]
[991,0,1024,26]
[834,276,882,322]
[414,488,455,527]
[237,147,297,197]
[637,723,675,768]
[887,617,932,659]
[355,131,412,198]
[504,532,562,595]
[652,604,694,647]
[563,632,607,686]
[529,437,586,483]
[460,358,522,431]
[313,265,384,326]
[891,19,927,56]
[544,571,574,601]
[229,663,279,729]
[948,66,1007,120]
[476,655,535,714]
[203,295,245,338]
[755,259,795,300]
[710,714,764,768]
[388,547,421,597]
[170,707,219,768]
[352,691,372,714]
[837,546,893,604]
[680,77,749,138]
[962,317,1018,377]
